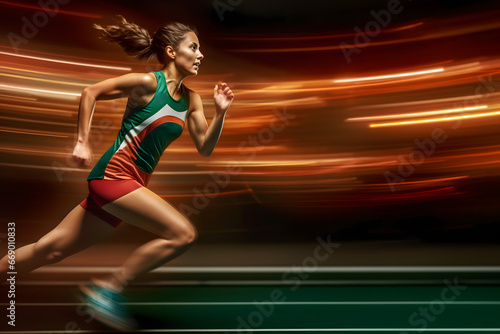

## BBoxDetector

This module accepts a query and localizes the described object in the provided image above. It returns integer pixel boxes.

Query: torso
[88,71,190,186]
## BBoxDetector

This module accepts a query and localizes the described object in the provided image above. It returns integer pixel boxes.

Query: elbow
[198,144,214,157]
[81,86,97,101]
[199,149,212,157]
[81,86,91,97]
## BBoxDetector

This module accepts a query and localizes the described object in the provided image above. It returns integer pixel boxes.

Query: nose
[198,51,204,60]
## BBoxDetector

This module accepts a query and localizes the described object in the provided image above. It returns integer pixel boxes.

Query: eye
[191,45,197,51]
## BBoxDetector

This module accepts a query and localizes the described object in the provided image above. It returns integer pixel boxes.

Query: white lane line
[34,265,500,274]
[2,328,500,333]
[15,279,500,286]
[5,301,500,306]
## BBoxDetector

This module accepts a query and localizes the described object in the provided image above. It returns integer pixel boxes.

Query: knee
[33,236,69,264]
[171,225,198,249]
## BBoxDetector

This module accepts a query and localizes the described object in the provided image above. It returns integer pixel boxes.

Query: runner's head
[94,16,202,75]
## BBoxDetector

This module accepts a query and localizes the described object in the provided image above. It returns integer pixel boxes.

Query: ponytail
[94,16,198,65]
[93,15,155,62]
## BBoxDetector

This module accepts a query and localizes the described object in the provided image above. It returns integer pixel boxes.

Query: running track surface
[4,286,500,333]
[2,267,500,333]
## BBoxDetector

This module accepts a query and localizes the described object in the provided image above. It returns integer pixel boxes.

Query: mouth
[194,62,201,69]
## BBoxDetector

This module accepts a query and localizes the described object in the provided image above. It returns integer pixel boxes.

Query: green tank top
[87,71,189,186]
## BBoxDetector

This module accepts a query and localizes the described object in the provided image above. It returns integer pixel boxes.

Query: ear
[165,46,176,60]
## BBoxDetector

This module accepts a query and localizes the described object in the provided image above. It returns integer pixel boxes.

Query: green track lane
[7,285,500,332]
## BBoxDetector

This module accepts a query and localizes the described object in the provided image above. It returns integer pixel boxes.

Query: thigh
[36,204,115,254]
[101,187,194,239]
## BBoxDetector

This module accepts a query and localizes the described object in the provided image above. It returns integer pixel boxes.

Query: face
[170,31,204,77]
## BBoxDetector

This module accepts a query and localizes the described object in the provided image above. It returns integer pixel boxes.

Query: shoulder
[127,72,157,87]
[183,85,199,99]
[183,85,202,111]
[142,72,157,86]
[113,72,157,90]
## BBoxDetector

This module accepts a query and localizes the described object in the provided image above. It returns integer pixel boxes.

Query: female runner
[0,16,234,330]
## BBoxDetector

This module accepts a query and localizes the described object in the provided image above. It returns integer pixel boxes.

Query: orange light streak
[334,68,444,83]
[0,0,102,18]
[230,21,500,52]
[0,51,131,71]
[370,110,500,128]
[217,22,423,41]
[0,93,37,101]
[159,189,252,198]
[0,115,73,127]
[0,127,69,138]
[0,84,80,97]
[347,105,488,122]
[0,72,88,87]
[370,176,469,187]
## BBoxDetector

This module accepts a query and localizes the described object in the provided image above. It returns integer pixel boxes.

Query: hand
[72,141,93,168]
[214,82,234,114]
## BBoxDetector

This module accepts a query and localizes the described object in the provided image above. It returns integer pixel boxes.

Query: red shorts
[80,179,143,228]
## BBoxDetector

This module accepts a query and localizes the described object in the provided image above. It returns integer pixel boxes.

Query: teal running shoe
[79,283,138,331]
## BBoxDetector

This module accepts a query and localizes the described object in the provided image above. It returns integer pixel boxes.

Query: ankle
[91,277,124,293]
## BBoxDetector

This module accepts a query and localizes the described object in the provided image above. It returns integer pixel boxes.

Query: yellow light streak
[0,128,69,138]
[370,110,500,128]
[348,105,488,122]
[0,84,80,97]
[334,68,444,83]
[0,72,88,87]
[0,102,74,116]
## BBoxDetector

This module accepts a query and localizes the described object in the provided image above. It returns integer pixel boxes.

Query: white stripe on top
[118,103,188,151]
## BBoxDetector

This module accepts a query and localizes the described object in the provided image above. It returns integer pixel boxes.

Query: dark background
[1,0,500,265]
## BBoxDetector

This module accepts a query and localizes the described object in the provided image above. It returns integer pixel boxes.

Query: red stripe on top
[103,116,185,186]
[124,115,185,154]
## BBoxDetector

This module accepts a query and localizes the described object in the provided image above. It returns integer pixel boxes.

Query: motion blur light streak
[0,115,73,127]
[379,176,469,187]
[1,1,500,240]
[0,73,87,87]
[0,83,81,97]
[0,127,69,138]
[347,106,488,122]
[0,51,132,71]
[229,13,500,53]
[334,68,444,83]
[370,110,500,128]
[0,0,102,18]
[219,22,425,41]
[159,189,252,199]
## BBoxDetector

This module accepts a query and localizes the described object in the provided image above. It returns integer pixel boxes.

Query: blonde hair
[93,15,198,64]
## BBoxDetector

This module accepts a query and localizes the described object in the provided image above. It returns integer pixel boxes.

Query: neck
[162,62,185,95]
